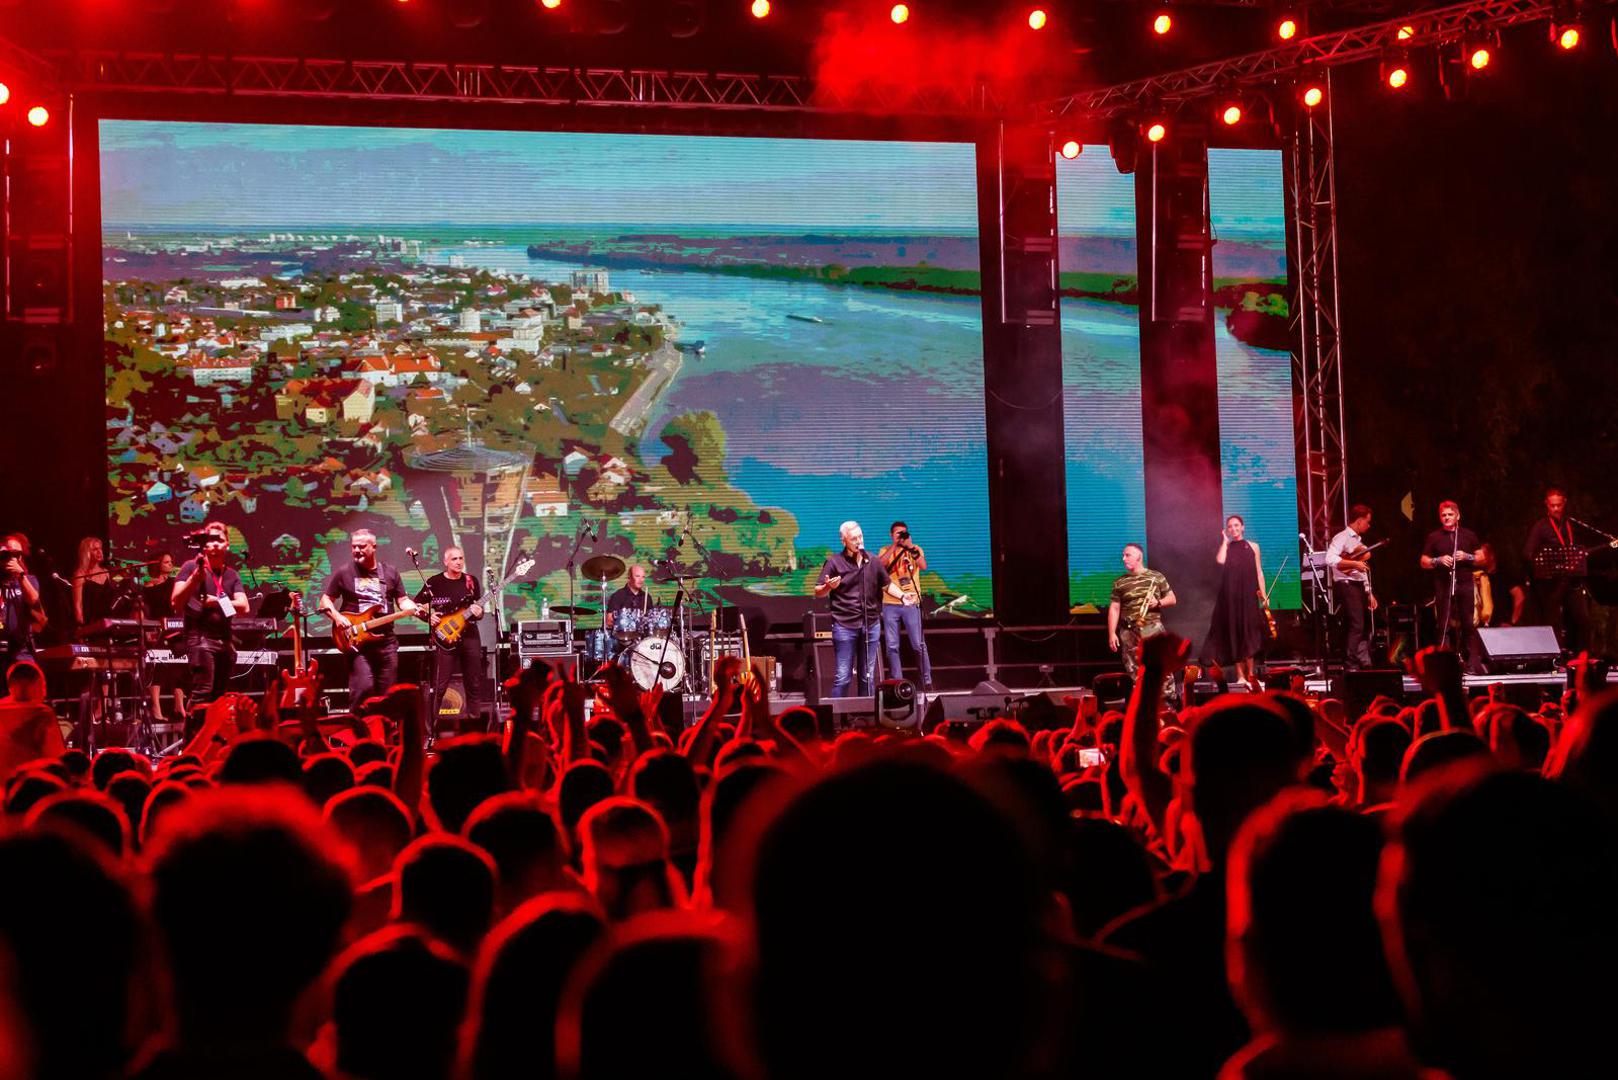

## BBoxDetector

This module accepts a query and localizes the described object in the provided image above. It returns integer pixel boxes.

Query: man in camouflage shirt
[1108,543,1177,682]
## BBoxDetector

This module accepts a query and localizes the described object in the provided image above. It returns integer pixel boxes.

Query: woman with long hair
[73,536,113,630]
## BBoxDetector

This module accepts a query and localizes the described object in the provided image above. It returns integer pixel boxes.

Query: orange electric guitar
[329,606,417,653]
[431,556,535,649]
[280,592,320,706]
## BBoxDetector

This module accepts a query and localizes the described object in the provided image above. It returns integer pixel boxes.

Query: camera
[0,550,20,566]
[897,530,910,541]
[183,530,214,551]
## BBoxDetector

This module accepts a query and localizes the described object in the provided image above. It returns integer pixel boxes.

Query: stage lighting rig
[1273,6,1302,42]
[751,0,771,17]
[1144,118,1168,142]
[1297,69,1325,108]
[26,104,49,126]
[890,3,910,24]
[1463,29,1497,70]
[1217,96,1244,125]
[0,82,9,106]
[1059,139,1082,158]
[1380,46,1411,90]
[1028,8,1048,31]
[1550,0,1585,48]
[1153,9,1173,35]
[540,0,562,9]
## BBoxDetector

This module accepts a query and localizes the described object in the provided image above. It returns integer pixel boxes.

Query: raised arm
[685,655,743,766]
[1121,633,1187,838]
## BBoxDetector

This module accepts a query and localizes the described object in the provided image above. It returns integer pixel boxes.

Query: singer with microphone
[170,521,250,705]
[813,521,890,698]
[0,534,47,670]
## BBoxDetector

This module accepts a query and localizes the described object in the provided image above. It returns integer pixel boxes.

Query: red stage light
[1145,121,1167,143]
[1557,25,1581,49]
[890,3,909,24]
[1301,84,1324,108]
[751,0,771,17]
[1028,8,1047,30]
[540,0,562,9]
[1220,103,1243,126]
[1153,12,1172,35]
[1276,17,1298,41]
[1469,45,1491,69]
[1386,65,1409,89]
[1059,140,1081,159]
[0,83,10,106]
[1396,24,1415,40]
[27,105,49,127]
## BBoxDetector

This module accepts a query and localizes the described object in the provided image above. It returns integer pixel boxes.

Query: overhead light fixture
[1059,140,1082,159]
[1380,49,1412,90]
[1153,10,1172,35]
[1144,119,1168,143]
[1028,8,1048,31]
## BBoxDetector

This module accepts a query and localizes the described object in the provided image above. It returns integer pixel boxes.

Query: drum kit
[563,553,691,692]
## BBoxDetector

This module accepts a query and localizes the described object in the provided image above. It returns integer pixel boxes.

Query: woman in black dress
[1204,515,1267,691]
[73,536,113,631]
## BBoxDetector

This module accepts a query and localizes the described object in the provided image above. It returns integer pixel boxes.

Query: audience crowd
[0,639,1614,1080]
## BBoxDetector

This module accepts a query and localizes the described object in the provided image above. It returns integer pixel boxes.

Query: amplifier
[516,619,572,654]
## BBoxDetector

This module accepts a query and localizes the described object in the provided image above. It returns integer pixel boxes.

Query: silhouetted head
[329,925,470,1080]
[463,791,569,914]
[25,789,130,860]
[1352,717,1413,806]
[104,773,152,848]
[1062,817,1158,939]
[393,834,498,956]
[145,786,354,1045]
[1547,688,1618,824]
[464,894,605,1080]
[91,747,150,791]
[218,733,303,787]
[1380,767,1618,1077]
[741,759,1055,1080]
[1228,792,1400,1036]
[426,735,511,834]
[698,761,786,912]
[557,911,737,1080]
[557,760,615,847]
[629,750,700,835]
[578,797,681,921]
[1400,730,1489,787]
[302,752,357,806]
[0,830,140,1080]
[325,786,414,882]
[139,780,194,849]
[1184,697,1302,864]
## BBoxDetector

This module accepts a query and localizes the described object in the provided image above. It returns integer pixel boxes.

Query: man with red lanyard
[1522,487,1594,654]
[171,521,250,705]
[879,521,935,692]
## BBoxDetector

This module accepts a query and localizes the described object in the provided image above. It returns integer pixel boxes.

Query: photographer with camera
[171,522,249,705]
[0,533,46,670]
[879,520,934,692]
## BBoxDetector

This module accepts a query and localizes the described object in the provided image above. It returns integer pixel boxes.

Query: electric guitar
[329,606,417,653]
[431,556,535,649]
[280,592,320,706]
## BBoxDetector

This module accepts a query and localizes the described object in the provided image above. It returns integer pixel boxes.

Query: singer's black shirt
[817,550,890,629]
[1422,527,1482,596]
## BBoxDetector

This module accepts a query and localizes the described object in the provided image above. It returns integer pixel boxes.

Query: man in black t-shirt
[1419,500,1485,673]
[1522,487,1596,654]
[607,564,654,624]
[0,534,45,671]
[414,546,487,732]
[813,521,890,698]
[320,529,416,710]
[171,522,250,704]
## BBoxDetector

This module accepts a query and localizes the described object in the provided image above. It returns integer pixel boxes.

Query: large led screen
[1059,145,1297,608]
[100,122,989,622]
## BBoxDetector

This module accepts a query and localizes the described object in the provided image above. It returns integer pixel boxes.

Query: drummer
[608,564,654,629]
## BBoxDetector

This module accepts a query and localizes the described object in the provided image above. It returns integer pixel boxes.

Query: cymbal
[581,554,626,582]
[548,605,597,616]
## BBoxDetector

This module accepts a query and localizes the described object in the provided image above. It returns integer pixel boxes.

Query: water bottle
[541,597,550,620]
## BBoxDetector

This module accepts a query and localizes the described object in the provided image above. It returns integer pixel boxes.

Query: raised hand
[1139,631,1191,673]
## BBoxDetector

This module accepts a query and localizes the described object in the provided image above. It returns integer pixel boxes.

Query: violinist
[1326,505,1378,670]
[1201,515,1267,692]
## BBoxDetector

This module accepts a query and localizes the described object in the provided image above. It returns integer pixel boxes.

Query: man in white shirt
[1325,504,1378,669]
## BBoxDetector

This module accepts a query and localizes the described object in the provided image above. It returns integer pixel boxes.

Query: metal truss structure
[1036,0,1554,121]
[50,52,1002,116]
[1290,73,1347,549]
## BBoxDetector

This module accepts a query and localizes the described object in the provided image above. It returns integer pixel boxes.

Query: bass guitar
[279,592,320,707]
[431,556,535,649]
[329,606,417,653]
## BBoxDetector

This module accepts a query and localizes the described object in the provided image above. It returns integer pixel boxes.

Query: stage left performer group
[320,529,417,709]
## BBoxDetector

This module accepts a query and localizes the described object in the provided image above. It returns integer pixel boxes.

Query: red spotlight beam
[1035,0,1554,121]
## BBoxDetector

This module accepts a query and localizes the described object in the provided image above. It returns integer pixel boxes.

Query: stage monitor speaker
[1478,625,1561,674]
[1332,669,1407,719]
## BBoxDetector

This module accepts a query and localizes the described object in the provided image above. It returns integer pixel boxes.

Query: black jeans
[1434,585,1482,673]
[432,634,487,726]
[1334,581,1372,668]
[348,637,399,713]
[1532,578,1591,654]
[186,636,236,704]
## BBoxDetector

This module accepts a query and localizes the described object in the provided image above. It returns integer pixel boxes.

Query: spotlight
[751,0,770,16]
[1153,11,1172,35]
[1028,8,1047,30]
[1275,11,1300,41]
[1557,24,1581,48]
[890,3,909,24]
[1144,120,1167,143]
[1299,81,1324,108]
[1380,49,1411,90]
[1467,41,1492,70]
[1219,101,1243,126]
[1551,0,1586,49]
[1059,140,1082,159]
[540,0,561,8]
[1396,24,1415,41]
[27,105,49,127]
[0,82,9,106]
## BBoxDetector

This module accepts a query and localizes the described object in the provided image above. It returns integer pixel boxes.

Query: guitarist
[1326,504,1378,670]
[320,529,417,710]
[171,521,250,704]
[1523,487,1592,654]
[414,546,487,731]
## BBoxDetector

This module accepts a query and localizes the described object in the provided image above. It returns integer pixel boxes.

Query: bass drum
[626,635,685,692]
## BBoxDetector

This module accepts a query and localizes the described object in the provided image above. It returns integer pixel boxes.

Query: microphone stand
[486,565,506,730]
[1439,529,1461,650]
[1298,532,1331,676]
[564,519,591,654]
[409,552,442,737]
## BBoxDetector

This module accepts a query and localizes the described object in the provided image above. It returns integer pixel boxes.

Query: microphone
[52,572,72,588]
[405,547,420,562]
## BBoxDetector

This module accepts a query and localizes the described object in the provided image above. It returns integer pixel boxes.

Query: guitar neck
[353,608,414,631]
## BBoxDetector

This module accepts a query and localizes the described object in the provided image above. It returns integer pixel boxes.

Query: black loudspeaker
[804,612,838,707]
[1332,669,1407,719]
[1477,625,1561,674]
[436,674,472,723]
